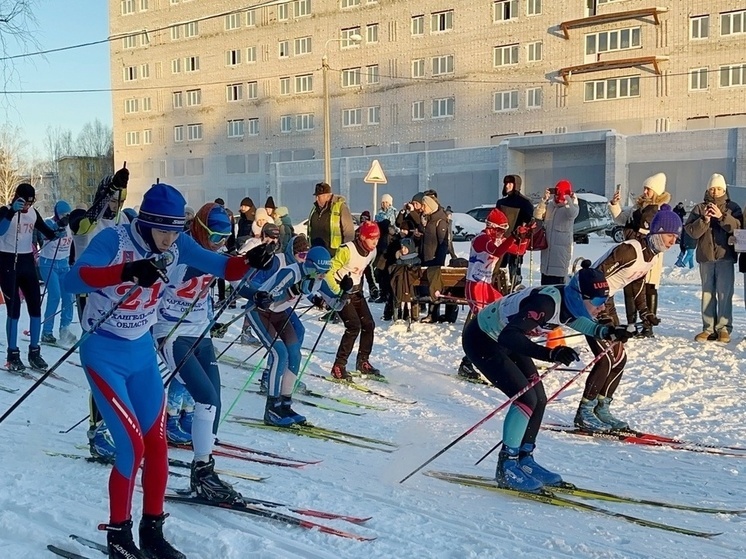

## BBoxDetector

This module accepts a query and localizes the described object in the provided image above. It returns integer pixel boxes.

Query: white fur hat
[707,173,726,191]
[381,193,393,204]
[642,172,666,196]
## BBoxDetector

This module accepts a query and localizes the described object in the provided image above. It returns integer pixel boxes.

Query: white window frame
[584,76,641,101]
[296,113,314,131]
[226,83,243,102]
[432,97,455,118]
[187,123,203,141]
[279,40,290,58]
[227,49,241,66]
[185,56,199,72]
[366,65,379,84]
[721,10,746,36]
[342,108,363,127]
[186,89,201,106]
[248,118,259,135]
[366,23,379,43]
[294,36,312,56]
[278,3,289,21]
[226,13,241,30]
[412,58,425,78]
[247,81,258,99]
[184,21,198,38]
[527,0,541,16]
[139,0,148,10]
[493,90,519,112]
[432,54,454,76]
[493,44,519,67]
[689,68,708,91]
[367,106,380,125]
[125,98,139,114]
[142,97,152,111]
[411,15,424,36]
[123,35,138,49]
[247,46,257,63]
[719,64,746,87]
[123,66,137,81]
[121,0,135,16]
[585,27,642,56]
[341,67,361,87]
[227,119,245,138]
[412,100,425,121]
[174,125,184,143]
[280,115,293,133]
[280,77,291,95]
[690,15,709,39]
[171,58,182,74]
[527,41,542,62]
[140,64,150,79]
[125,131,140,146]
[493,0,518,23]
[143,129,152,145]
[172,91,183,109]
[526,87,542,108]
[170,25,181,41]
[431,10,453,33]
[341,0,361,8]
[341,27,362,48]
[295,74,313,93]
[246,9,256,26]
[294,0,311,18]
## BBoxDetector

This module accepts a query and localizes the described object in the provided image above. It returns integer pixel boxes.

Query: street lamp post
[322,34,362,187]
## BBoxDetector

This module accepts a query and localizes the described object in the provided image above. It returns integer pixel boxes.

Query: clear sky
[2,0,111,156]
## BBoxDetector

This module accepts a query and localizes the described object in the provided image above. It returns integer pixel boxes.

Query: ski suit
[465,231,515,313]
[38,217,74,338]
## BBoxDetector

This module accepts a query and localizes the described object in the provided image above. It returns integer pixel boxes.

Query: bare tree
[0,1,41,91]
[0,125,28,204]
[43,125,73,200]
[76,118,113,158]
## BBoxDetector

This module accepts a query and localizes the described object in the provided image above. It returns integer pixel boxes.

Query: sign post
[363,159,388,217]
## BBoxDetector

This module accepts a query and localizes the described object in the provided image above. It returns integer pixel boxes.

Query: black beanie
[576,260,609,299]
[265,196,276,209]
[15,183,35,202]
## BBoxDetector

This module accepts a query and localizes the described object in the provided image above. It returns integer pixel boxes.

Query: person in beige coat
[533,180,579,285]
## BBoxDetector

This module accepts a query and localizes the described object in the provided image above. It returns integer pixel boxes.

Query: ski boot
[331,364,353,381]
[139,513,186,559]
[27,347,48,371]
[5,348,26,372]
[166,414,192,444]
[280,395,306,425]
[103,519,147,559]
[263,396,295,427]
[594,395,629,430]
[518,443,563,487]
[88,424,116,463]
[356,360,385,381]
[457,358,484,383]
[41,332,57,344]
[179,410,194,435]
[574,397,611,432]
[191,455,243,504]
[59,326,78,346]
[495,446,543,493]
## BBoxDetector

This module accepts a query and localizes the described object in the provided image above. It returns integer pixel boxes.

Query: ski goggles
[585,295,607,307]
[196,216,231,243]
[295,251,308,262]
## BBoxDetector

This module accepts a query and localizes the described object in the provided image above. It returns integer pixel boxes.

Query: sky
[2,0,111,156]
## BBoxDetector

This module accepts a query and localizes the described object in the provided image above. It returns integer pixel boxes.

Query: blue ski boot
[496,446,543,493]
[166,414,192,444]
[280,395,306,425]
[594,395,629,430]
[88,424,116,463]
[263,396,295,427]
[179,410,194,435]
[518,443,563,487]
[574,397,611,432]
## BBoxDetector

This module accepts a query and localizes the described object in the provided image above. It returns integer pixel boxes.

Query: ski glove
[121,258,168,288]
[111,166,129,191]
[253,291,273,310]
[641,312,660,327]
[245,243,274,270]
[11,198,25,212]
[602,325,634,343]
[549,346,580,366]
[53,227,66,239]
[57,215,70,228]
[311,295,325,309]
[329,295,348,312]
[338,274,354,294]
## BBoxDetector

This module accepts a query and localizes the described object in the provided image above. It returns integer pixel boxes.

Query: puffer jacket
[274,206,294,251]
[534,195,579,278]
[684,195,742,263]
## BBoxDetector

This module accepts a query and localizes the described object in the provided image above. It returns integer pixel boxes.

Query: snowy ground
[1,236,746,559]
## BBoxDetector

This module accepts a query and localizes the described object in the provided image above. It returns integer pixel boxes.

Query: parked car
[293,213,361,236]
[605,225,625,243]
[451,212,483,241]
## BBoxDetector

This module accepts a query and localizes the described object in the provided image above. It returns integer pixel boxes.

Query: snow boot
[280,395,307,425]
[179,410,194,435]
[457,358,483,382]
[356,360,385,380]
[139,513,186,559]
[27,347,48,371]
[495,446,543,493]
[103,519,147,559]
[191,455,243,504]
[331,364,353,381]
[263,396,295,427]
[88,424,116,463]
[574,397,611,432]
[518,443,563,487]
[41,332,57,344]
[594,395,629,430]
[166,415,192,444]
[5,348,26,372]
[59,326,78,346]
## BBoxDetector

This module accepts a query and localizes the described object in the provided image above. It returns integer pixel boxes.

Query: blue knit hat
[138,183,186,231]
[648,204,682,236]
[54,200,72,219]
[207,205,231,234]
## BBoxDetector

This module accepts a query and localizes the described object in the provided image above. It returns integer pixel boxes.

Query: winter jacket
[375,206,397,224]
[421,207,450,266]
[307,195,354,254]
[534,195,579,279]
[273,206,294,251]
[684,195,742,263]
[495,187,535,234]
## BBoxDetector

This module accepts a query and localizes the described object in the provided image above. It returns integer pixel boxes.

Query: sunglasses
[295,251,308,261]
[196,216,231,243]
[586,296,607,307]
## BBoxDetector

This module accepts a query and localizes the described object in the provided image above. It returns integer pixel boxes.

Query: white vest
[466,234,502,283]
[73,211,129,259]
[152,264,214,339]
[39,225,72,260]
[592,239,653,296]
[0,210,37,254]
[478,285,564,341]
[334,241,376,288]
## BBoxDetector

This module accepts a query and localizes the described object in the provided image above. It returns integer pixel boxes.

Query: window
[174,125,184,143]
[172,91,183,108]
[171,58,182,74]
[186,89,201,106]
[584,76,641,101]
[279,40,290,58]
[341,27,362,48]
[187,123,203,141]
[527,88,542,108]
[412,58,425,78]
[432,55,454,76]
[227,49,241,66]
[185,21,198,38]
[527,41,542,62]
[296,113,314,131]
[280,77,291,95]
[341,0,361,8]
[342,108,363,127]
[295,74,313,93]
[366,65,379,84]
[140,64,150,79]
[246,46,257,63]
[527,0,541,16]
[432,97,455,118]
[689,68,708,90]
[690,15,709,39]
[721,10,746,36]
[185,56,199,72]
[140,0,149,8]
[294,0,311,17]
[123,35,138,49]
[227,83,243,102]
[368,106,380,125]
[227,119,244,138]
[295,36,312,55]
[125,131,140,146]
[494,44,519,66]
[226,13,241,30]
[342,67,361,87]
[367,23,379,43]
[278,3,289,20]
[246,9,256,26]
[494,90,518,111]
[142,97,152,111]
[411,15,424,36]
[412,100,425,120]
[125,98,139,114]
[431,10,453,33]
[171,25,181,41]
[143,129,152,145]
[123,66,137,81]
[720,64,746,87]
[121,0,135,15]
[493,0,518,22]
[280,115,293,133]
[247,81,258,99]
[585,27,641,55]
[248,118,259,135]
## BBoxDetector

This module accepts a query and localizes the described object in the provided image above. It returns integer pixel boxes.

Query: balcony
[558,55,669,86]
[559,7,669,40]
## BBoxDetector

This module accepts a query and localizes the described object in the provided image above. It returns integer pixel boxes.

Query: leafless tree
[0,125,28,204]
[76,118,113,158]
[43,125,73,200]
[0,1,40,91]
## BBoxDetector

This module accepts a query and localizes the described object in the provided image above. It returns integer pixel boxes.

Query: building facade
[111,0,746,215]
[56,156,115,210]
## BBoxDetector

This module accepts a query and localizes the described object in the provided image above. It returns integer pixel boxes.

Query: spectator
[184,206,195,231]
[360,210,371,222]
[396,193,426,252]
[273,206,294,251]
[265,196,276,219]
[534,180,580,285]
[420,195,450,323]
[675,226,697,269]
[495,174,534,288]
[307,182,354,257]
[375,194,397,224]
[236,197,255,249]
[684,173,742,342]
[673,202,687,222]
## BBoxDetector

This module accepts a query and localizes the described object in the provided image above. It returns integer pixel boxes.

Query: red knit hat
[554,179,573,203]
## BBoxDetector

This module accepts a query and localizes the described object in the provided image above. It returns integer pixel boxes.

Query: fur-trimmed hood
[635,190,671,210]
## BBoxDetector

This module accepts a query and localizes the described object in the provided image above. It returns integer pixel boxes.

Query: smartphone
[548,187,556,195]
[615,184,621,193]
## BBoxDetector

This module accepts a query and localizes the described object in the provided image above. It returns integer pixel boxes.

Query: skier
[574,204,682,432]
[326,220,381,380]
[37,200,77,346]
[462,261,629,492]
[0,183,66,371]
[64,183,273,559]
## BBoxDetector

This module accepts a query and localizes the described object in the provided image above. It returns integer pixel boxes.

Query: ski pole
[38,231,63,307]
[292,308,333,394]
[0,283,140,426]
[213,310,265,360]
[473,341,621,466]
[398,363,563,484]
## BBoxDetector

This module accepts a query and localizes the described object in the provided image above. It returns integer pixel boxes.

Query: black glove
[338,274,354,294]
[57,215,70,228]
[112,166,129,191]
[311,295,325,309]
[549,346,580,366]
[245,243,274,270]
[602,325,634,343]
[121,257,168,288]
[641,312,660,327]
[253,291,273,310]
[210,322,228,338]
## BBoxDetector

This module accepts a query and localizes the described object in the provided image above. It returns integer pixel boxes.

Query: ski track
[1,239,746,558]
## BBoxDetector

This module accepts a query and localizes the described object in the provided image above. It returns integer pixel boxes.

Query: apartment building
[111,0,746,211]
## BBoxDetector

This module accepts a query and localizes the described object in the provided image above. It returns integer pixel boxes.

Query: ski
[47,544,95,559]
[245,389,365,416]
[170,443,309,468]
[300,387,386,410]
[306,372,416,405]
[0,367,70,392]
[0,382,18,393]
[164,493,376,541]
[349,370,389,383]
[214,439,322,465]
[69,535,106,554]
[424,471,721,538]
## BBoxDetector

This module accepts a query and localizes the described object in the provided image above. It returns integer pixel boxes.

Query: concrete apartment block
[110,0,746,217]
